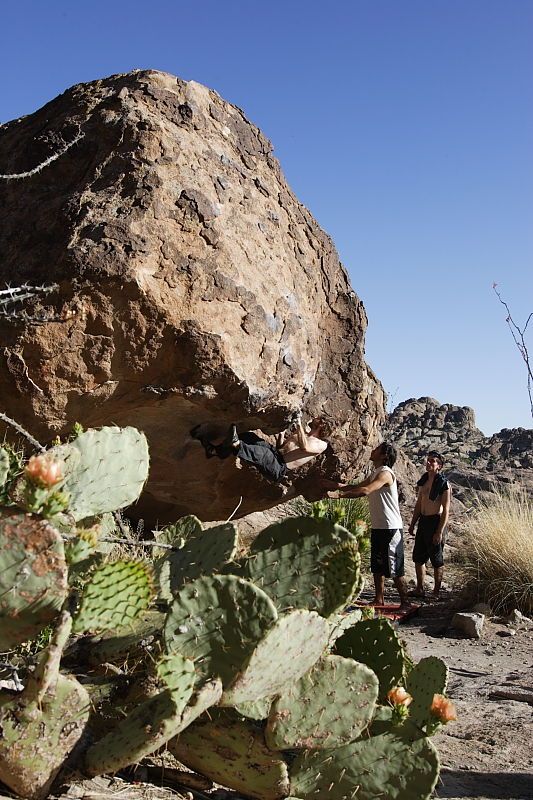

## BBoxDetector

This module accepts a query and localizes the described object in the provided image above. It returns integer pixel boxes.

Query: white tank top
[367,466,403,529]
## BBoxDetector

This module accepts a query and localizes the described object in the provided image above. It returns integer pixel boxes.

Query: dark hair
[310,417,332,437]
[380,441,397,468]
[427,450,444,467]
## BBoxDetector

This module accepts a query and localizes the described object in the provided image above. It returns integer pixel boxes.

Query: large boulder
[0,70,385,523]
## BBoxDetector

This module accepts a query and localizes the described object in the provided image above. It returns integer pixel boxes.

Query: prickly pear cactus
[0,446,9,486]
[49,426,149,520]
[0,511,68,649]
[72,560,155,633]
[266,654,378,750]
[290,726,440,800]
[327,608,363,648]
[157,522,239,601]
[164,574,278,687]
[234,695,273,720]
[0,674,90,800]
[84,659,221,777]
[406,656,448,732]
[243,517,358,615]
[334,617,407,702]
[222,609,330,706]
[155,515,203,546]
[169,714,290,800]
[321,541,361,616]
[68,610,165,667]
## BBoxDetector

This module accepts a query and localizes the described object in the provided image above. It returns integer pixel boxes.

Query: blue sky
[2,1,532,434]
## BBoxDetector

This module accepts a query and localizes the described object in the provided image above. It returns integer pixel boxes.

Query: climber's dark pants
[234,432,288,483]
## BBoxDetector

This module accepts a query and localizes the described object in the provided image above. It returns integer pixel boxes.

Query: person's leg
[394,576,410,608]
[433,566,444,597]
[412,562,426,596]
[410,519,430,596]
[388,529,411,608]
[373,573,385,606]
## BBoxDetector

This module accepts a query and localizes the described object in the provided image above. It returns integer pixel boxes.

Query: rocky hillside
[388,397,533,514]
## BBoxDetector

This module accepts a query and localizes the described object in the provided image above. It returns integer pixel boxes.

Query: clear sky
[2,1,532,434]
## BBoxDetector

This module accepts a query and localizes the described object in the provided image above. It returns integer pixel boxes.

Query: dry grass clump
[463,487,533,614]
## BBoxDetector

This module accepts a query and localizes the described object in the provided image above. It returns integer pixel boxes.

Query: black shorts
[370,529,405,578]
[412,515,444,568]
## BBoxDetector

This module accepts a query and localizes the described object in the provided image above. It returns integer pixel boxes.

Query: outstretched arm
[327,470,392,498]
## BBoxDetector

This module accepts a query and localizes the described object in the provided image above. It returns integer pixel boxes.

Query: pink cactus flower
[430,694,457,723]
[25,455,63,487]
[387,686,413,707]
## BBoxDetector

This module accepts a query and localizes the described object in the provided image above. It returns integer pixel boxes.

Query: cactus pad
[0,447,9,486]
[49,426,149,520]
[290,727,440,800]
[164,574,278,687]
[157,522,239,601]
[0,674,90,800]
[243,516,358,614]
[169,715,290,800]
[266,654,378,750]
[327,608,363,648]
[321,541,361,616]
[155,515,203,546]
[406,656,449,732]
[0,511,68,649]
[84,659,219,777]
[72,560,155,633]
[234,695,273,720]
[222,609,330,706]
[334,617,407,701]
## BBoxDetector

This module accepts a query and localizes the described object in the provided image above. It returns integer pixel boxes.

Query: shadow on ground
[437,769,533,799]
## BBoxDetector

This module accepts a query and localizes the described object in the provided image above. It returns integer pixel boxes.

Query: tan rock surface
[0,70,384,523]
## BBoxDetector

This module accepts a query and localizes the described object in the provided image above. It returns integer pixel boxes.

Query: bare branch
[493,284,533,420]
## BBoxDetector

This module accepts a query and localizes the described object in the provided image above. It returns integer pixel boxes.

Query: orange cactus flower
[387,686,413,707]
[430,693,457,723]
[25,455,63,487]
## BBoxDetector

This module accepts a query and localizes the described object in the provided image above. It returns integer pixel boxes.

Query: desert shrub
[462,487,533,614]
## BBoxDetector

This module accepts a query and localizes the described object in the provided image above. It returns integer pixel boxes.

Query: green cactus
[321,541,361,616]
[157,522,239,601]
[168,714,290,800]
[0,610,90,800]
[67,609,165,667]
[221,609,330,706]
[0,446,9,486]
[406,656,448,733]
[243,516,358,615]
[164,574,278,687]
[84,658,221,777]
[334,617,407,702]
[290,726,440,800]
[155,515,203,546]
[266,654,378,750]
[49,426,149,521]
[233,695,273,720]
[0,511,68,649]
[72,560,155,634]
[327,608,363,648]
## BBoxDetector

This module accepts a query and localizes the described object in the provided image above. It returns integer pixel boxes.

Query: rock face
[0,70,385,523]
[388,397,533,511]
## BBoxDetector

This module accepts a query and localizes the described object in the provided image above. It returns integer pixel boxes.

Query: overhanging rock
[0,70,385,522]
